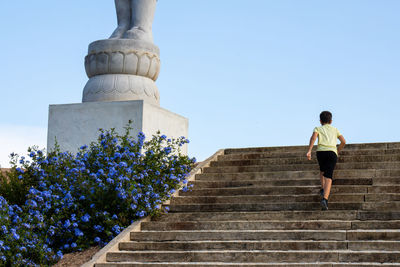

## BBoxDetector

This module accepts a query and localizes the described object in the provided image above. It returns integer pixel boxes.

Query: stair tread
[99,143,400,265]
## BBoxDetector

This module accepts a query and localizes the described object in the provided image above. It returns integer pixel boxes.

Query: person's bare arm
[306,132,318,160]
[337,135,346,155]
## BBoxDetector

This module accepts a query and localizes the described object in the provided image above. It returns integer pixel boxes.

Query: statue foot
[109,25,129,39]
[123,27,153,43]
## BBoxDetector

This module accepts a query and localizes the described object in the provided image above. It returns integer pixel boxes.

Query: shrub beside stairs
[95,142,400,266]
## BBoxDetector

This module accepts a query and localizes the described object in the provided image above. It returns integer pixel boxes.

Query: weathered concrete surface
[93,143,400,266]
[47,100,188,154]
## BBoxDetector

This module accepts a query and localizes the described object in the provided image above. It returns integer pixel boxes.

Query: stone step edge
[213,158,400,165]
[172,193,395,200]
[137,229,400,233]
[109,250,400,253]
[224,142,400,153]
[217,151,400,161]
[184,185,399,190]
[142,220,400,223]
[82,149,225,267]
[196,169,400,175]
[120,240,400,243]
[218,151,400,159]
[204,163,400,171]
[95,262,400,266]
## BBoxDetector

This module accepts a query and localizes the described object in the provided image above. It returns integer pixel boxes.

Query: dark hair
[320,111,332,124]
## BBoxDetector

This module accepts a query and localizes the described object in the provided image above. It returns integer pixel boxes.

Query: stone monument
[83,0,160,104]
[47,0,188,154]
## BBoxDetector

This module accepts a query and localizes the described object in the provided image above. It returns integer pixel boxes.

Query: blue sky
[0,1,399,166]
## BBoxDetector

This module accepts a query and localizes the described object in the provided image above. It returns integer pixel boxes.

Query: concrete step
[357,211,400,221]
[130,230,348,241]
[347,229,400,240]
[203,163,400,173]
[372,177,400,185]
[121,241,400,254]
[179,186,371,196]
[219,148,400,161]
[348,241,400,251]
[140,220,354,231]
[191,177,398,185]
[153,211,360,222]
[224,142,400,154]
[141,220,400,231]
[105,250,400,263]
[119,240,349,251]
[98,142,400,266]
[196,169,395,180]
[167,203,365,212]
[368,186,400,193]
[211,155,400,167]
[168,202,400,212]
[96,263,400,267]
[351,220,400,229]
[171,194,367,204]
[195,175,399,187]
[118,240,400,252]
[365,193,400,201]
[189,178,374,189]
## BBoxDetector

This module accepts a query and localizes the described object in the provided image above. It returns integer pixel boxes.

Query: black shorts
[316,151,337,179]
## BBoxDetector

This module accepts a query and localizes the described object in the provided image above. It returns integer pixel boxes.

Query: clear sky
[0,0,399,167]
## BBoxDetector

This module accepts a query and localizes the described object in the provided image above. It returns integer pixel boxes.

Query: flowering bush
[0,125,195,266]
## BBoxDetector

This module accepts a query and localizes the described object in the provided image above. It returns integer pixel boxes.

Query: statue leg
[124,0,156,42]
[110,0,131,39]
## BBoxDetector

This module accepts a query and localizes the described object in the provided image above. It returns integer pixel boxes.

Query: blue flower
[112,225,121,235]
[63,220,71,228]
[94,225,104,232]
[74,228,83,237]
[12,231,20,240]
[136,210,146,217]
[80,145,88,150]
[57,250,63,259]
[81,213,91,223]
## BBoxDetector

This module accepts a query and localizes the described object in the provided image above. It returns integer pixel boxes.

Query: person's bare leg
[110,0,131,39]
[124,0,156,42]
[323,177,332,200]
[320,172,325,189]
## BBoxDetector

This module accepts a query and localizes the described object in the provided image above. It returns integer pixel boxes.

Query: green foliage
[0,125,195,266]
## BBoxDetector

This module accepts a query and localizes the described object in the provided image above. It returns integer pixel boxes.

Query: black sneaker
[320,198,328,210]
[319,188,324,197]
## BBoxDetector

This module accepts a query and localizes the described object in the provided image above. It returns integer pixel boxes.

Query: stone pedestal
[83,39,160,105]
[47,100,188,154]
[47,0,189,155]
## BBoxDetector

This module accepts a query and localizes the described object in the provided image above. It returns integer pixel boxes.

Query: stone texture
[82,0,161,103]
[47,100,188,154]
[83,39,160,104]
[91,142,400,266]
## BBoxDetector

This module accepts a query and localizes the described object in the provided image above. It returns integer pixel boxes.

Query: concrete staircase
[96,142,400,266]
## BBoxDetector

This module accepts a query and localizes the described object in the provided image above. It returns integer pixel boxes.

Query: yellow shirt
[314,124,341,155]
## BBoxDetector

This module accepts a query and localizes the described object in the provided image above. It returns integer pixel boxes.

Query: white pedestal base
[47,100,188,154]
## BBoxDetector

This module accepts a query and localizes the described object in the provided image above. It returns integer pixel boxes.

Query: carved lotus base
[82,74,159,105]
[82,39,161,104]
